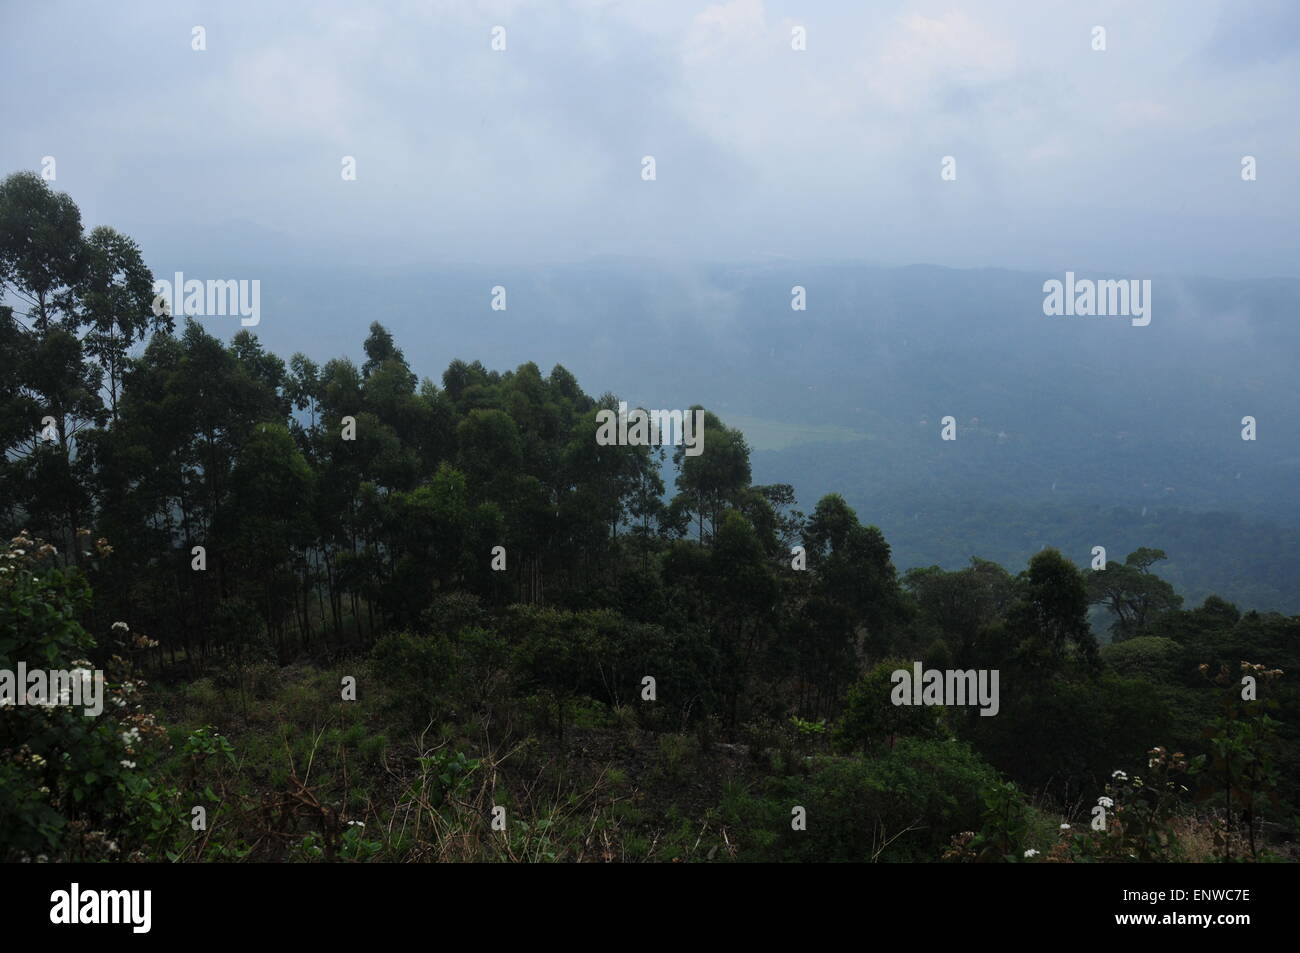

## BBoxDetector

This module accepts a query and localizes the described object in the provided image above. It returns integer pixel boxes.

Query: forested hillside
[2,172,1296,863]
[124,254,1300,611]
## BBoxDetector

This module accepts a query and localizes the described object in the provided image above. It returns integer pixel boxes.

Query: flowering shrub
[945,757,1194,864]
[0,531,175,861]
[1195,660,1285,861]
[944,780,1031,862]
[1060,752,1200,862]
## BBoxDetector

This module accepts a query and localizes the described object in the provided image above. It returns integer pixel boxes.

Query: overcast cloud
[2,0,1297,277]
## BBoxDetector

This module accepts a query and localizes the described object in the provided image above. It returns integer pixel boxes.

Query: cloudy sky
[2,0,1297,277]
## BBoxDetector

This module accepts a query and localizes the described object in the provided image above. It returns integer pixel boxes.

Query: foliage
[0,532,175,861]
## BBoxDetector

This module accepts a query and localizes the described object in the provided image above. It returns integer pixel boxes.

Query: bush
[835,658,946,754]
[371,630,455,730]
[0,533,175,861]
[725,737,1002,861]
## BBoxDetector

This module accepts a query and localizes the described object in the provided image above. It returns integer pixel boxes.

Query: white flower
[1111,770,1127,781]
[120,760,136,769]
[1059,823,1072,830]
[1023,849,1039,858]
[1097,796,1114,808]
[348,820,365,828]
[112,622,130,633]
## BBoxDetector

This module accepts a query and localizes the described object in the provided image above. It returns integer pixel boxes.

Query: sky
[2,0,1298,278]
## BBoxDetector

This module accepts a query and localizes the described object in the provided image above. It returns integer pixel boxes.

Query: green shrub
[835,658,946,754]
[0,534,178,861]
[371,630,455,729]
[725,737,1002,862]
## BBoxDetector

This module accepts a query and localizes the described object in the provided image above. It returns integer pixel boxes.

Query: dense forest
[198,255,1300,613]
[2,171,1296,863]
